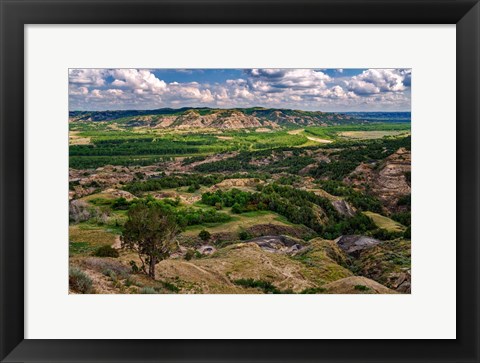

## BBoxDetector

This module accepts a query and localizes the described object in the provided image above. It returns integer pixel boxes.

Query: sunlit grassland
[339,130,410,140]
[69,224,118,256]
[69,122,411,169]
[304,123,411,141]
[182,209,293,236]
[363,211,406,232]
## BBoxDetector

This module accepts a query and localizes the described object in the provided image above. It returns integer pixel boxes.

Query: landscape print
[69,68,411,294]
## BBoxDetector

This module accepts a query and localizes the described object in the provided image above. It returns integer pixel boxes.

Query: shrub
[397,194,411,207]
[129,260,140,274]
[370,228,404,241]
[69,267,94,294]
[111,197,130,210]
[198,229,211,242]
[354,285,370,291]
[233,278,281,294]
[124,276,138,287]
[187,184,199,193]
[102,269,118,282]
[185,249,195,261]
[160,281,180,293]
[93,245,119,258]
[231,203,244,214]
[391,211,411,227]
[238,230,252,241]
[139,287,156,294]
[300,287,327,294]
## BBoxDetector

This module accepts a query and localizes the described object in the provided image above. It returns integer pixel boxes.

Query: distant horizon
[69,68,411,112]
[69,106,411,114]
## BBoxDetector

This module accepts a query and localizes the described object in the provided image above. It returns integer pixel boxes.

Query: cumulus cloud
[69,68,411,111]
[344,69,410,95]
[245,68,332,91]
[69,69,107,87]
[167,83,214,103]
[110,69,167,93]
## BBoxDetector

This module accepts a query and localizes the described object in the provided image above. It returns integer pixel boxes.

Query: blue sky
[69,68,411,112]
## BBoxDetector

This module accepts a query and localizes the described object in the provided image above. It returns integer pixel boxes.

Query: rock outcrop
[245,235,305,254]
[335,235,382,257]
[344,147,411,212]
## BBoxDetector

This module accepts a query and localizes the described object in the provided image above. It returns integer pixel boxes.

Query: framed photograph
[1,0,479,362]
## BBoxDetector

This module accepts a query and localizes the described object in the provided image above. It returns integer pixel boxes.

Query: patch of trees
[369,228,405,241]
[124,173,269,195]
[397,194,411,208]
[70,137,229,157]
[194,148,313,174]
[391,211,411,227]
[200,184,378,239]
[177,208,231,226]
[309,136,411,180]
[265,156,315,174]
[276,175,301,185]
[194,158,256,173]
[70,155,171,169]
[322,213,377,240]
[201,185,338,231]
[318,180,383,213]
[96,194,231,228]
[124,174,225,194]
[182,155,207,165]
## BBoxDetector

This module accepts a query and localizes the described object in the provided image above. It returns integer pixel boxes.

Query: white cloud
[69,69,107,86]
[344,69,409,95]
[91,89,102,98]
[110,69,167,93]
[167,83,214,103]
[245,69,332,92]
[69,86,89,95]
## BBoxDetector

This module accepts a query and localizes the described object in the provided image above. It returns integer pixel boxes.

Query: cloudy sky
[69,68,411,112]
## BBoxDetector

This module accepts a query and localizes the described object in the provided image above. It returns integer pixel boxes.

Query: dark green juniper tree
[198,229,211,242]
[121,202,180,279]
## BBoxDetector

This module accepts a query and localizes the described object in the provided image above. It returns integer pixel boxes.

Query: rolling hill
[69,107,366,129]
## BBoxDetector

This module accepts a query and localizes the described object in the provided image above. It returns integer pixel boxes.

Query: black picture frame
[1,0,479,362]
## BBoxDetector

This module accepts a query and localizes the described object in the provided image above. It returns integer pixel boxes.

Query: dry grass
[155,243,320,293]
[339,130,410,140]
[324,276,397,294]
[287,129,332,144]
[287,129,304,135]
[69,131,91,145]
[217,135,233,140]
[154,240,357,294]
[305,136,333,144]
